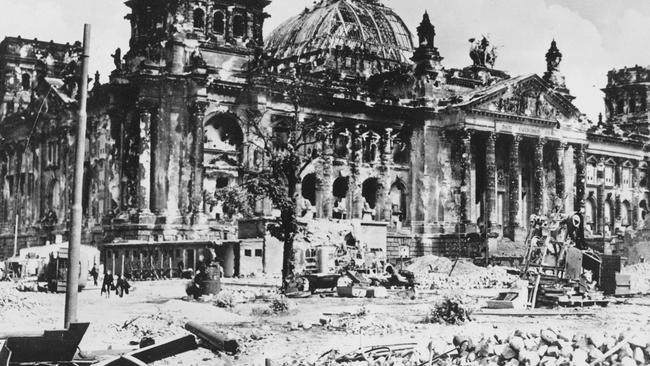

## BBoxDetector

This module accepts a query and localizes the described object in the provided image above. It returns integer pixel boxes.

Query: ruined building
[1,0,649,275]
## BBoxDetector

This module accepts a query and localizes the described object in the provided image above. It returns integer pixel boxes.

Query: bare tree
[213,74,332,287]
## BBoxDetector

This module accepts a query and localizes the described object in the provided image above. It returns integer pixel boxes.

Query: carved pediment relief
[472,76,577,120]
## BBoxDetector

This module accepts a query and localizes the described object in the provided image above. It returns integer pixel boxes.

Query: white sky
[2,0,649,121]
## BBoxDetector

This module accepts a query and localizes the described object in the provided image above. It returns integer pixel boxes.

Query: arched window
[622,200,631,226]
[390,181,407,222]
[233,13,246,37]
[21,73,31,90]
[213,11,225,35]
[585,198,595,233]
[204,115,244,153]
[193,8,205,29]
[361,178,379,209]
[332,177,349,219]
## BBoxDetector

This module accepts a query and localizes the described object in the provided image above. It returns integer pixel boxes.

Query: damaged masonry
[1,0,650,365]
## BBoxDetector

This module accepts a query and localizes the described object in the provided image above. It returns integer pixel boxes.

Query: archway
[604,199,613,234]
[332,177,349,218]
[362,178,380,209]
[193,8,205,29]
[621,200,631,227]
[204,114,244,153]
[585,197,596,233]
[301,173,316,206]
[233,13,246,37]
[389,180,407,223]
[213,11,225,35]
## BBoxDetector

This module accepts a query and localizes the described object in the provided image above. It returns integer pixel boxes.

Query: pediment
[466,75,579,121]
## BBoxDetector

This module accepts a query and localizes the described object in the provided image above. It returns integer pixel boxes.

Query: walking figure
[90,264,99,286]
[115,275,131,298]
[101,270,114,298]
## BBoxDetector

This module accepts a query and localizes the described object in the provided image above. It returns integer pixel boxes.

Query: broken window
[254,249,263,257]
[193,8,205,30]
[233,12,246,37]
[213,11,225,35]
[244,249,252,257]
[301,173,316,206]
[21,73,31,91]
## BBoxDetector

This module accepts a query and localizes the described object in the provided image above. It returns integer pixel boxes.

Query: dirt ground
[1,279,650,365]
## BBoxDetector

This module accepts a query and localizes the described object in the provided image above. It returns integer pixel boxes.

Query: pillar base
[131,210,156,225]
[192,212,209,226]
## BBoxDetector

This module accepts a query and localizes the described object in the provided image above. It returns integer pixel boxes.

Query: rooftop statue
[546,40,562,72]
[469,36,497,68]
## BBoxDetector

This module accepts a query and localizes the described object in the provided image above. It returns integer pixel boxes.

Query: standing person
[90,264,99,286]
[101,270,114,298]
[115,275,131,297]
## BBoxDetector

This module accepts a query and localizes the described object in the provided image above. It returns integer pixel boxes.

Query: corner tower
[120,0,271,78]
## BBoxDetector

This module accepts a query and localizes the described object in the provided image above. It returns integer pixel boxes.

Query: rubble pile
[425,296,474,325]
[0,287,40,316]
[209,288,280,308]
[407,257,518,290]
[406,255,454,274]
[621,263,650,294]
[279,329,650,366]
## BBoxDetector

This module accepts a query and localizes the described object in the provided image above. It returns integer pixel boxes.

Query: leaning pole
[64,24,91,329]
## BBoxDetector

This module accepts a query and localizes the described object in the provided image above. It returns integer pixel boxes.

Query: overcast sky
[1,0,649,121]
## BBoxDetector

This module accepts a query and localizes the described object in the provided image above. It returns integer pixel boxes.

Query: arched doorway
[585,197,596,234]
[389,180,407,224]
[332,177,349,219]
[362,178,379,220]
[301,173,316,206]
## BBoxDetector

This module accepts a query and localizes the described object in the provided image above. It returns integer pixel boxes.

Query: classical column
[486,132,498,231]
[460,129,474,224]
[133,105,155,223]
[190,102,207,224]
[555,142,567,210]
[509,135,522,237]
[596,185,605,235]
[350,126,363,219]
[534,138,546,215]
[574,144,587,212]
[633,164,641,228]
[380,128,393,221]
[321,133,334,218]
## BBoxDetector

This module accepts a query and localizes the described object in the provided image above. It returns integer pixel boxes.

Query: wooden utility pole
[64,24,90,328]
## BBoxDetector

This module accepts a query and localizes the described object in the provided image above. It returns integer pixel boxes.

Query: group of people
[91,264,131,298]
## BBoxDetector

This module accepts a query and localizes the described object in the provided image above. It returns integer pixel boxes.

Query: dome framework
[265,0,414,67]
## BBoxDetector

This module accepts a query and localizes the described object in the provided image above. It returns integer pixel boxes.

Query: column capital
[512,134,522,144]
[536,137,547,148]
[487,131,498,142]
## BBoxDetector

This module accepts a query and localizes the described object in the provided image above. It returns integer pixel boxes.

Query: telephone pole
[64,24,91,328]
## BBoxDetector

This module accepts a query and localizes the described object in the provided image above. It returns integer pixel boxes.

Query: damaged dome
[265,0,414,68]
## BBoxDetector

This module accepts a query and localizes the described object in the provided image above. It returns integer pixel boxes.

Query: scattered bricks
[501,346,517,360]
[537,345,548,357]
[301,321,312,330]
[634,347,645,364]
[545,345,559,358]
[558,341,572,358]
[588,346,604,361]
[621,356,636,366]
[524,338,538,351]
[318,318,329,326]
[539,355,557,366]
[509,336,525,352]
[571,348,588,363]
[541,329,558,345]
[588,333,604,348]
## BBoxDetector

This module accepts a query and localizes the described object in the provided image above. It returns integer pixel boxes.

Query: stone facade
[1,0,650,273]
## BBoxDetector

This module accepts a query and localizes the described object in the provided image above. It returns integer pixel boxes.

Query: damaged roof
[265,0,414,65]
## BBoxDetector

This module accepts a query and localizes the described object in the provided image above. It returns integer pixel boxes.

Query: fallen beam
[94,335,198,366]
[185,321,240,355]
[477,310,595,317]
